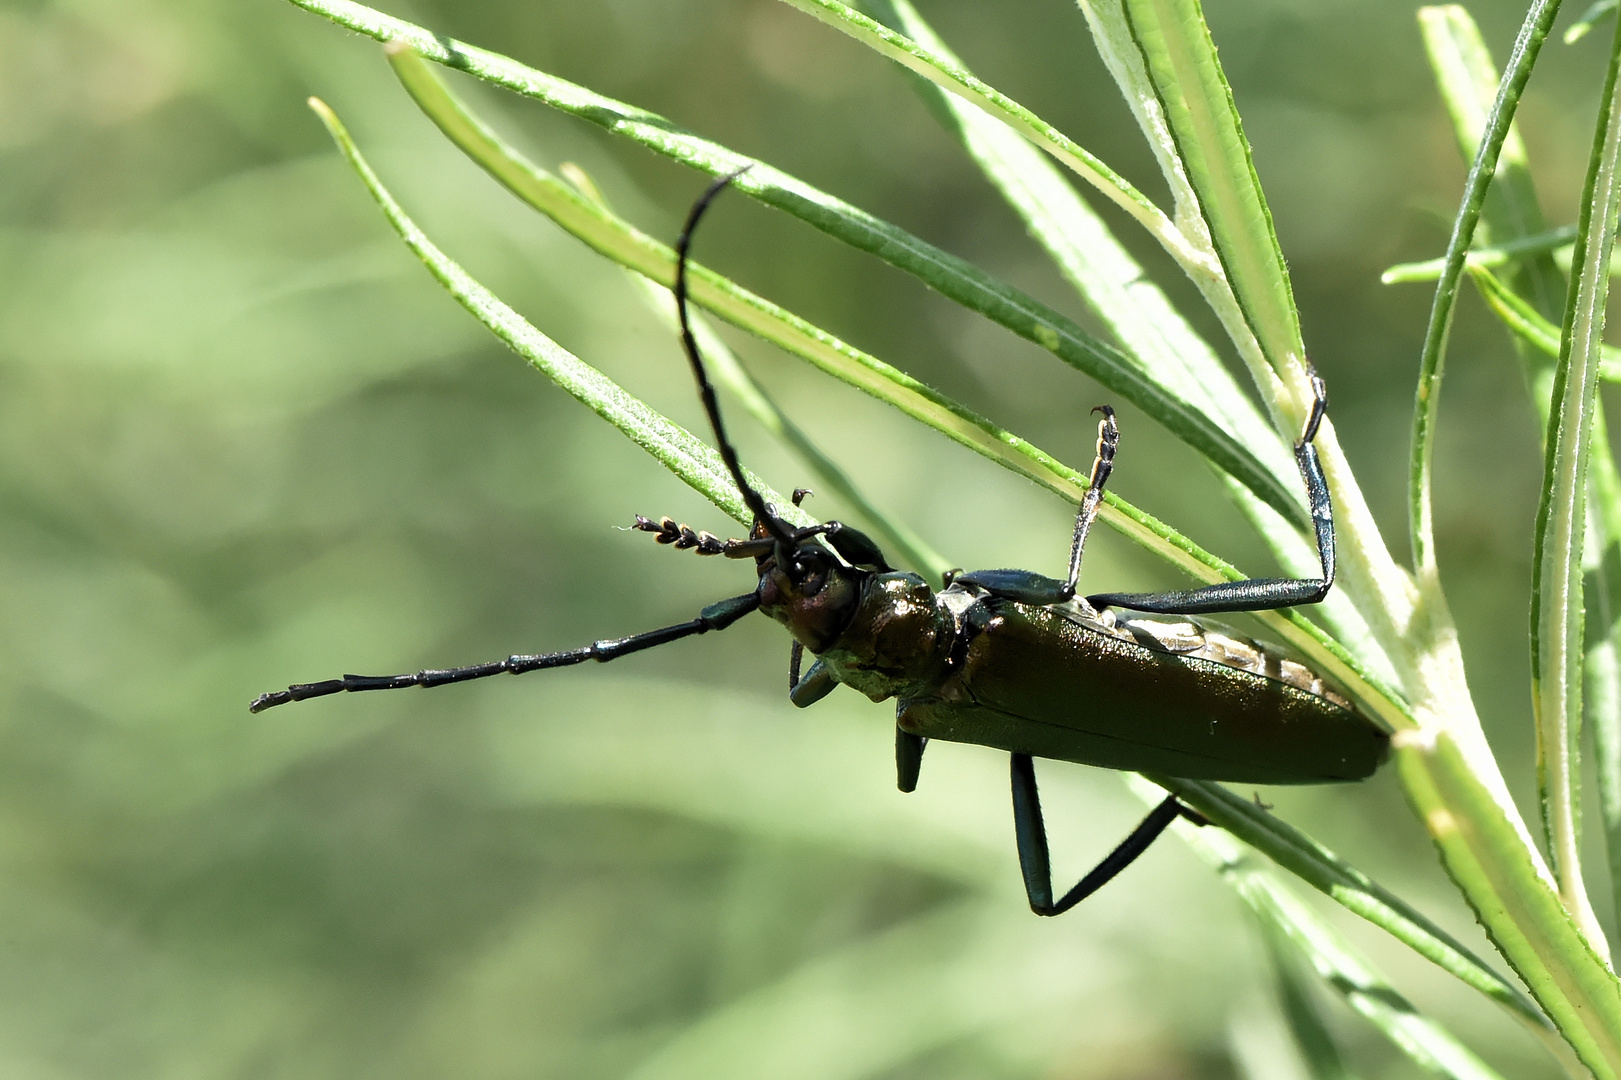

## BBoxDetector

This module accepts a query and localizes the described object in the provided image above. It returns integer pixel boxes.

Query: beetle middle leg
[1010,753,1203,916]
[1087,368,1335,616]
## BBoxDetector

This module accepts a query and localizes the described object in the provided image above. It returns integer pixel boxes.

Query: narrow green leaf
[773,0,1361,476]
[1408,0,1563,573]
[1421,5,1566,320]
[1128,777,1518,1080]
[1569,0,1619,44]
[1151,775,1547,1029]
[1073,0,1428,695]
[1530,8,1621,959]
[783,6,1394,647]
[651,277,952,584]
[1255,922,1357,1080]
[766,0,1175,244]
[305,97,811,534]
[854,0,1266,454]
[1381,225,1578,283]
[289,2,1310,537]
[374,49,1114,528]
[1058,3,1296,451]
[1112,0,1305,386]
[1469,264,1621,380]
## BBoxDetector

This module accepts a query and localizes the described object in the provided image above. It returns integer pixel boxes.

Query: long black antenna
[673,166,796,548]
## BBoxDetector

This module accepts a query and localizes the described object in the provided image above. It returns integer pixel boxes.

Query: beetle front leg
[1009,754,1199,915]
[788,652,838,708]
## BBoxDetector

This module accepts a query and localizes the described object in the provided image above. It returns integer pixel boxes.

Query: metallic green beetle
[252,173,1389,916]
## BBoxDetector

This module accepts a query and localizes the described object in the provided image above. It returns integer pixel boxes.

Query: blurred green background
[1,0,1614,1076]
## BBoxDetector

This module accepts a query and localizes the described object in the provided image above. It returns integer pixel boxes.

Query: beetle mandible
[252,171,1390,916]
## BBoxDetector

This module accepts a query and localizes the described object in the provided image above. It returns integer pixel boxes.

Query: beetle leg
[1010,753,1193,915]
[250,592,760,712]
[896,728,927,792]
[1087,368,1335,616]
[788,641,804,690]
[789,659,838,707]
[1063,406,1119,597]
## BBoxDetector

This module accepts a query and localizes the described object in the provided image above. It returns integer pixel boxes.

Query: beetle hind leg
[1009,753,1200,916]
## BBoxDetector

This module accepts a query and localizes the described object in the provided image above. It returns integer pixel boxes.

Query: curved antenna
[673,167,797,548]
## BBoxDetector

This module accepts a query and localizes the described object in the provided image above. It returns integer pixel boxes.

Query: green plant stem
[1530,5,1621,961]
[1422,5,1568,320]
[1424,2,1621,973]
[1397,733,1621,1077]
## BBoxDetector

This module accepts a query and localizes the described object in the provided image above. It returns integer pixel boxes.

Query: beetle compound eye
[796,564,829,595]
[787,550,835,596]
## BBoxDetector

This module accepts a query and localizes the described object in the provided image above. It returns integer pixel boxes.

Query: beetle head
[755,521,889,653]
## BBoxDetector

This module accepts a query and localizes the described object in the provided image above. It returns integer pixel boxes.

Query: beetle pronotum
[253,171,1388,915]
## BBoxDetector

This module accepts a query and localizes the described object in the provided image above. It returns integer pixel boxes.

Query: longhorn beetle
[253,171,1389,916]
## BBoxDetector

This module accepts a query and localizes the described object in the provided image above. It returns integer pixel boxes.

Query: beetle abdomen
[899,597,1387,784]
